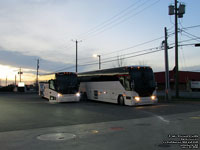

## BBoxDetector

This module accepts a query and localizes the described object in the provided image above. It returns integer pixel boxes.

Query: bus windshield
[130,68,156,96]
[55,74,79,94]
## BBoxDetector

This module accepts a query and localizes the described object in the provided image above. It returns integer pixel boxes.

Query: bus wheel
[118,95,124,105]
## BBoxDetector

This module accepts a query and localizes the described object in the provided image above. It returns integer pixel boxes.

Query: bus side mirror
[155,82,158,89]
[131,81,135,89]
[49,80,55,90]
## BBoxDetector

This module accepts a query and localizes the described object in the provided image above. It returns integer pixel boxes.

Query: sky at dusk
[0,0,200,85]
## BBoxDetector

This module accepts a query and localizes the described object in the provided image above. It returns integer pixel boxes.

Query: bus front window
[130,68,156,96]
[56,75,79,94]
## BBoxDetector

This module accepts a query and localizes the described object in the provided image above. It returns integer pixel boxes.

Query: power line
[80,0,150,40]
[46,34,166,72]
[99,35,165,56]
[77,0,142,38]
[40,0,162,74]
[47,42,197,74]
[181,30,200,40]
[78,34,166,63]
[181,33,200,43]
[39,41,199,75]
[80,46,160,65]
[50,46,162,73]
[181,24,200,30]
[79,47,162,67]
[178,38,200,44]
[82,0,161,41]
[52,33,169,72]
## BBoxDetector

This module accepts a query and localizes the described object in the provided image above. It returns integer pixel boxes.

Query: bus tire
[118,95,124,105]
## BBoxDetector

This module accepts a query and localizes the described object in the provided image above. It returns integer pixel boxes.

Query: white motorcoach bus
[39,72,80,103]
[78,66,158,106]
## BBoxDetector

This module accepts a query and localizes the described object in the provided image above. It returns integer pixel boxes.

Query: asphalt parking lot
[0,93,199,150]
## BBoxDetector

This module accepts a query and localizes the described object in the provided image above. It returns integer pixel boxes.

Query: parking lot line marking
[190,116,200,119]
[156,116,170,124]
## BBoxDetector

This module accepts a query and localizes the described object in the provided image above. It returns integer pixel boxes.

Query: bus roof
[55,72,77,75]
[39,72,77,82]
[78,66,152,77]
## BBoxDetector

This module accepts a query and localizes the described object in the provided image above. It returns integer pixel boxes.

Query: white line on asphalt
[156,116,170,124]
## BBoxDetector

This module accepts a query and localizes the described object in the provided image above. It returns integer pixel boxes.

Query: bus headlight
[134,96,140,102]
[57,93,63,97]
[76,92,80,97]
[151,95,156,100]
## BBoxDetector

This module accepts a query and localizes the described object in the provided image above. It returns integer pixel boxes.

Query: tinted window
[55,74,79,94]
[130,68,156,96]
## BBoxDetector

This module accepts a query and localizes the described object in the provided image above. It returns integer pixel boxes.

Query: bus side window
[119,77,124,87]
[49,80,55,90]
[124,76,131,91]
[94,90,98,99]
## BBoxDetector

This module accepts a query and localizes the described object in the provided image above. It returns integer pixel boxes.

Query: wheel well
[118,94,123,100]
[118,94,124,105]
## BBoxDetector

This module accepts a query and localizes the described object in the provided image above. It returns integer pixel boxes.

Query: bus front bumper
[133,96,158,105]
[56,93,81,102]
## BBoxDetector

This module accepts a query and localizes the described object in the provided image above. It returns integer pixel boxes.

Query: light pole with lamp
[93,54,101,70]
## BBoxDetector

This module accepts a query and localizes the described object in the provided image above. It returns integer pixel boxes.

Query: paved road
[0,93,199,150]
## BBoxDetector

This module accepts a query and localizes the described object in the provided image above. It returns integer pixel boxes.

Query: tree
[117,55,126,67]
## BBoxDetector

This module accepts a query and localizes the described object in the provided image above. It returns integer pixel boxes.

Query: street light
[93,54,101,70]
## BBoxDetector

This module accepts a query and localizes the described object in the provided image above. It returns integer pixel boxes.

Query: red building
[154,70,200,91]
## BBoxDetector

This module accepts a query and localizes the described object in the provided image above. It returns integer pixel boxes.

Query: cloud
[0,48,75,73]
[0,0,78,63]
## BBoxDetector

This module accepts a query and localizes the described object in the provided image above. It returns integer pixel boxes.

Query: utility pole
[174,0,179,98]
[6,76,7,86]
[36,59,39,90]
[72,40,82,73]
[99,55,101,70]
[169,1,185,98]
[15,75,16,86]
[18,67,23,82]
[76,40,78,73]
[164,27,171,101]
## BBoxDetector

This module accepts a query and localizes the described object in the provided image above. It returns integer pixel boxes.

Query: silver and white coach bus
[39,72,80,103]
[78,66,158,106]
